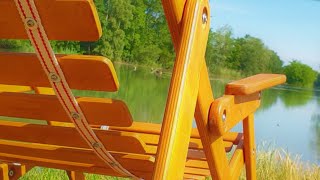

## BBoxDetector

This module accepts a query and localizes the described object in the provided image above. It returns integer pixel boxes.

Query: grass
[18,149,319,180]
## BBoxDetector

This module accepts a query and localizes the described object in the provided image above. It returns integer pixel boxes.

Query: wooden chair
[0,0,286,179]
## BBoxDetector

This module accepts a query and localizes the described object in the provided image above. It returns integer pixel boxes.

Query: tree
[284,60,317,87]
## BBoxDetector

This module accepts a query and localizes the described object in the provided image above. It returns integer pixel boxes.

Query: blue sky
[210,0,320,70]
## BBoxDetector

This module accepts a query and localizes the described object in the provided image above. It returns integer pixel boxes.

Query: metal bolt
[202,11,208,24]
[92,142,102,148]
[8,170,14,177]
[222,113,226,122]
[49,72,60,83]
[71,112,81,120]
[25,18,37,29]
[100,125,109,130]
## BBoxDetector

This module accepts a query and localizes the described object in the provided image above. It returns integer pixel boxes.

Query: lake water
[75,64,320,165]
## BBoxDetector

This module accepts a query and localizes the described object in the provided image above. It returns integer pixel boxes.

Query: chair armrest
[225,74,286,95]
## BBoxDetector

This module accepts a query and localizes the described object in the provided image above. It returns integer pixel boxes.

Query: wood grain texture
[225,74,286,95]
[0,0,101,41]
[0,53,119,91]
[243,114,257,180]
[229,140,244,180]
[154,0,210,178]
[0,92,132,127]
[209,94,260,135]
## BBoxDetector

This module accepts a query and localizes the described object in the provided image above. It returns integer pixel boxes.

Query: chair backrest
[0,1,156,178]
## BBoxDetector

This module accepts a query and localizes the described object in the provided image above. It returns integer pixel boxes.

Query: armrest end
[225,74,286,95]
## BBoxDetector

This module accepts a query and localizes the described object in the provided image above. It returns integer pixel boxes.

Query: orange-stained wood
[183,174,206,180]
[0,0,101,41]
[0,121,147,154]
[153,0,210,179]
[209,93,260,135]
[225,74,286,95]
[229,140,245,180]
[66,171,85,180]
[0,85,32,93]
[109,122,242,144]
[0,163,31,180]
[0,121,211,162]
[0,163,9,180]
[0,53,119,91]
[243,114,257,180]
[0,92,132,127]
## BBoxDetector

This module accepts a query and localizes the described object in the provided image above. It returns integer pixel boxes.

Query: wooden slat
[225,74,286,95]
[0,92,132,127]
[0,53,119,91]
[0,121,209,162]
[0,85,32,93]
[0,0,101,41]
[110,122,240,144]
[183,174,206,180]
[0,140,210,178]
[0,121,146,154]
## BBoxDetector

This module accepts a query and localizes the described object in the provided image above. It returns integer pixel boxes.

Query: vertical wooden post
[153,0,210,179]
[243,114,257,180]
[66,171,85,180]
[161,0,231,179]
[0,164,9,180]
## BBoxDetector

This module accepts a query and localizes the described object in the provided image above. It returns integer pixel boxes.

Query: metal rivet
[100,125,109,130]
[202,11,208,24]
[71,112,81,120]
[92,142,102,148]
[222,113,226,122]
[25,18,37,29]
[49,72,60,83]
[8,170,14,177]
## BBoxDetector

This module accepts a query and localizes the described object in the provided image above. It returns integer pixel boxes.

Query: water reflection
[311,113,320,162]
[279,88,314,108]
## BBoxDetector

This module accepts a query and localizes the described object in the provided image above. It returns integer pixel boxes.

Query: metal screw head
[49,72,60,83]
[8,170,14,177]
[222,112,226,121]
[92,142,102,148]
[71,112,81,120]
[25,18,37,29]
[202,11,208,24]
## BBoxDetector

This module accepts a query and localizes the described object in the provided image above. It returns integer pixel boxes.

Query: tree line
[0,0,319,88]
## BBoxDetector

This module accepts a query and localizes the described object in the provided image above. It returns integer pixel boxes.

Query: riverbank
[19,149,320,180]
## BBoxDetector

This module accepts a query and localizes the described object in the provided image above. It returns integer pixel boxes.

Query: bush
[284,60,317,88]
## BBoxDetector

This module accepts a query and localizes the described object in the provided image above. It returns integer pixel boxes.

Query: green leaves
[284,60,317,87]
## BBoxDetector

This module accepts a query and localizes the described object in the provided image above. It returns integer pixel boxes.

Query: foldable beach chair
[0,0,286,179]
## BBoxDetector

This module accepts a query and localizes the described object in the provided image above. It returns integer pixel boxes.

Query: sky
[210,0,320,70]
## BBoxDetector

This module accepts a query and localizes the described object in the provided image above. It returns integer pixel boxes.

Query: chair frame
[0,0,286,179]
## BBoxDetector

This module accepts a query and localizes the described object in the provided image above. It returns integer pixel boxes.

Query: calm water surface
[75,64,320,164]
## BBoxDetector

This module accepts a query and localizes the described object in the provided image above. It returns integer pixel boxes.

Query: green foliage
[284,60,317,87]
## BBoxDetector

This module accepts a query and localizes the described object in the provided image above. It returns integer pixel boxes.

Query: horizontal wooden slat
[110,122,242,144]
[0,121,208,161]
[0,53,119,91]
[225,74,286,95]
[0,121,146,154]
[0,92,132,127]
[0,140,210,177]
[0,84,32,93]
[0,0,101,41]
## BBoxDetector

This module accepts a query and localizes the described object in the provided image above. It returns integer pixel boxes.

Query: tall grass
[240,149,320,180]
[19,149,320,180]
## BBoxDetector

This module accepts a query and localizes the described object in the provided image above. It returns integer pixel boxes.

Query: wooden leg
[0,164,9,180]
[0,163,32,180]
[243,114,257,180]
[66,171,85,180]
[194,62,231,180]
